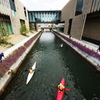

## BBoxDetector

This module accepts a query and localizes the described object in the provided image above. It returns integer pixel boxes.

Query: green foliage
[30,23,35,30]
[51,24,54,27]
[0,42,13,48]
[0,23,10,43]
[38,25,41,27]
[48,24,54,27]
[0,22,13,47]
[20,24,29,36]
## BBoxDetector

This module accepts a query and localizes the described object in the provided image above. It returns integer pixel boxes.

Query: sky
[19,0,70,11]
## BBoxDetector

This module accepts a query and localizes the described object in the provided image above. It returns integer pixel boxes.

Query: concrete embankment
[0,31,42,95]
[52,30,100,72]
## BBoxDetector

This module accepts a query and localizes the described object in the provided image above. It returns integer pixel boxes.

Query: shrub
[20,24,29,36]
[0,22,13,47]
[0,24,10,44]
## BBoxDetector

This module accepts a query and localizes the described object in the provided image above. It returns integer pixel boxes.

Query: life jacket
[58,84,65,90]
[30,69,33,73]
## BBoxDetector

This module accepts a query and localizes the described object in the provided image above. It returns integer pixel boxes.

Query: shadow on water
[1,32,100,100]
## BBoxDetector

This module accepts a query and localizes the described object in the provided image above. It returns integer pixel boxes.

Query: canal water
[1,32,100,100]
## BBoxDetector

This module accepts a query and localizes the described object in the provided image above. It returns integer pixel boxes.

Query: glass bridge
[28,10,61,23]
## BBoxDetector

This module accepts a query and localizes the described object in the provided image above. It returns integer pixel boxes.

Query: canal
[0,32,100,100]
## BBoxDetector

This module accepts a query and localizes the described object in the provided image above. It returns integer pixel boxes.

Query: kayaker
[0,52,5,62]
[58,83,65,92]
[29,68,33,73]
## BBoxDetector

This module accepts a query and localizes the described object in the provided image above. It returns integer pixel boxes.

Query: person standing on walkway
[97,44,100,52]
[0,52,5,62]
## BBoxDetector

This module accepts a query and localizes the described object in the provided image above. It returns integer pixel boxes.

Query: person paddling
[0,52,5,62]
[29,68,33,73]
[58,83,65,92]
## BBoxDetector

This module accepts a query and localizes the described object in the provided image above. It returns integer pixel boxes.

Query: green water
[1,32,100,100]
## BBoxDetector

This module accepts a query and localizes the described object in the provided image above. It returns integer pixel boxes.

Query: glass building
[28,11,61,23]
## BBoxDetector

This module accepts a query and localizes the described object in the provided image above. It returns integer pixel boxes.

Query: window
[9,0,16,16]
[9,0,16,11]
[75,0,84,16]
[0,16,13,35]
[24,7,27,19]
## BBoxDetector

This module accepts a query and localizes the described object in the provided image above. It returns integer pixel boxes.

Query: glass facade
[0,16,13,36]
[9,0,16,11]
[9,0,16,16]
[28,11,61,23]
[75,0,84,15]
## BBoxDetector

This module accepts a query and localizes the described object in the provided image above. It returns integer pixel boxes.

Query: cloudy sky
[19,0,70,11]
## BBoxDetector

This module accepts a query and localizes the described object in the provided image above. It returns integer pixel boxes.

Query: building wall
[10,0,29,35]
[82,0,100,14]
[83,0,92,14]
[16,0,25,19]
[61,0,76,21]
[10,17,20,35]
[0,0,29,35]
[90,0,100,12]
[0,0,13,35]
[61,0,77,35]
[71,14,86,40]
[0,0,11,15]
[82,0,100,42]
[83,17,100,41]
[61,0,100,42]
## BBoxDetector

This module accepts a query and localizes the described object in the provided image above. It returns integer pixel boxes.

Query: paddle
[52,85,70,91]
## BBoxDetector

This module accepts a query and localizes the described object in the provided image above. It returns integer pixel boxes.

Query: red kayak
[56,78,65,100]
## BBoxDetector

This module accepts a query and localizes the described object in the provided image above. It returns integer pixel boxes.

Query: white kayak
[26,62,36,84]
[61,43,63,47]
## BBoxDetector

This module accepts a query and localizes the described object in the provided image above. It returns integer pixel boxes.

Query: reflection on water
[1,32,100,100]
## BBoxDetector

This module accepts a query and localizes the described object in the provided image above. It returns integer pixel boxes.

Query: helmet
[1,52,4,55]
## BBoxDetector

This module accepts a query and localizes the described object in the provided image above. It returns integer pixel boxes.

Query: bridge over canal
[28,10,61,23]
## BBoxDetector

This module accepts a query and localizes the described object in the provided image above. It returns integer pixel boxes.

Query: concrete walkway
[81,40,99,51]
[60,32,100,54]
[0,32,35,53]
[72,38,99,53]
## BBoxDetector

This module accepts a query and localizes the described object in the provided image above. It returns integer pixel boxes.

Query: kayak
[26,62,36,84]
[56,78,65,100]
[61,44,63,47]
